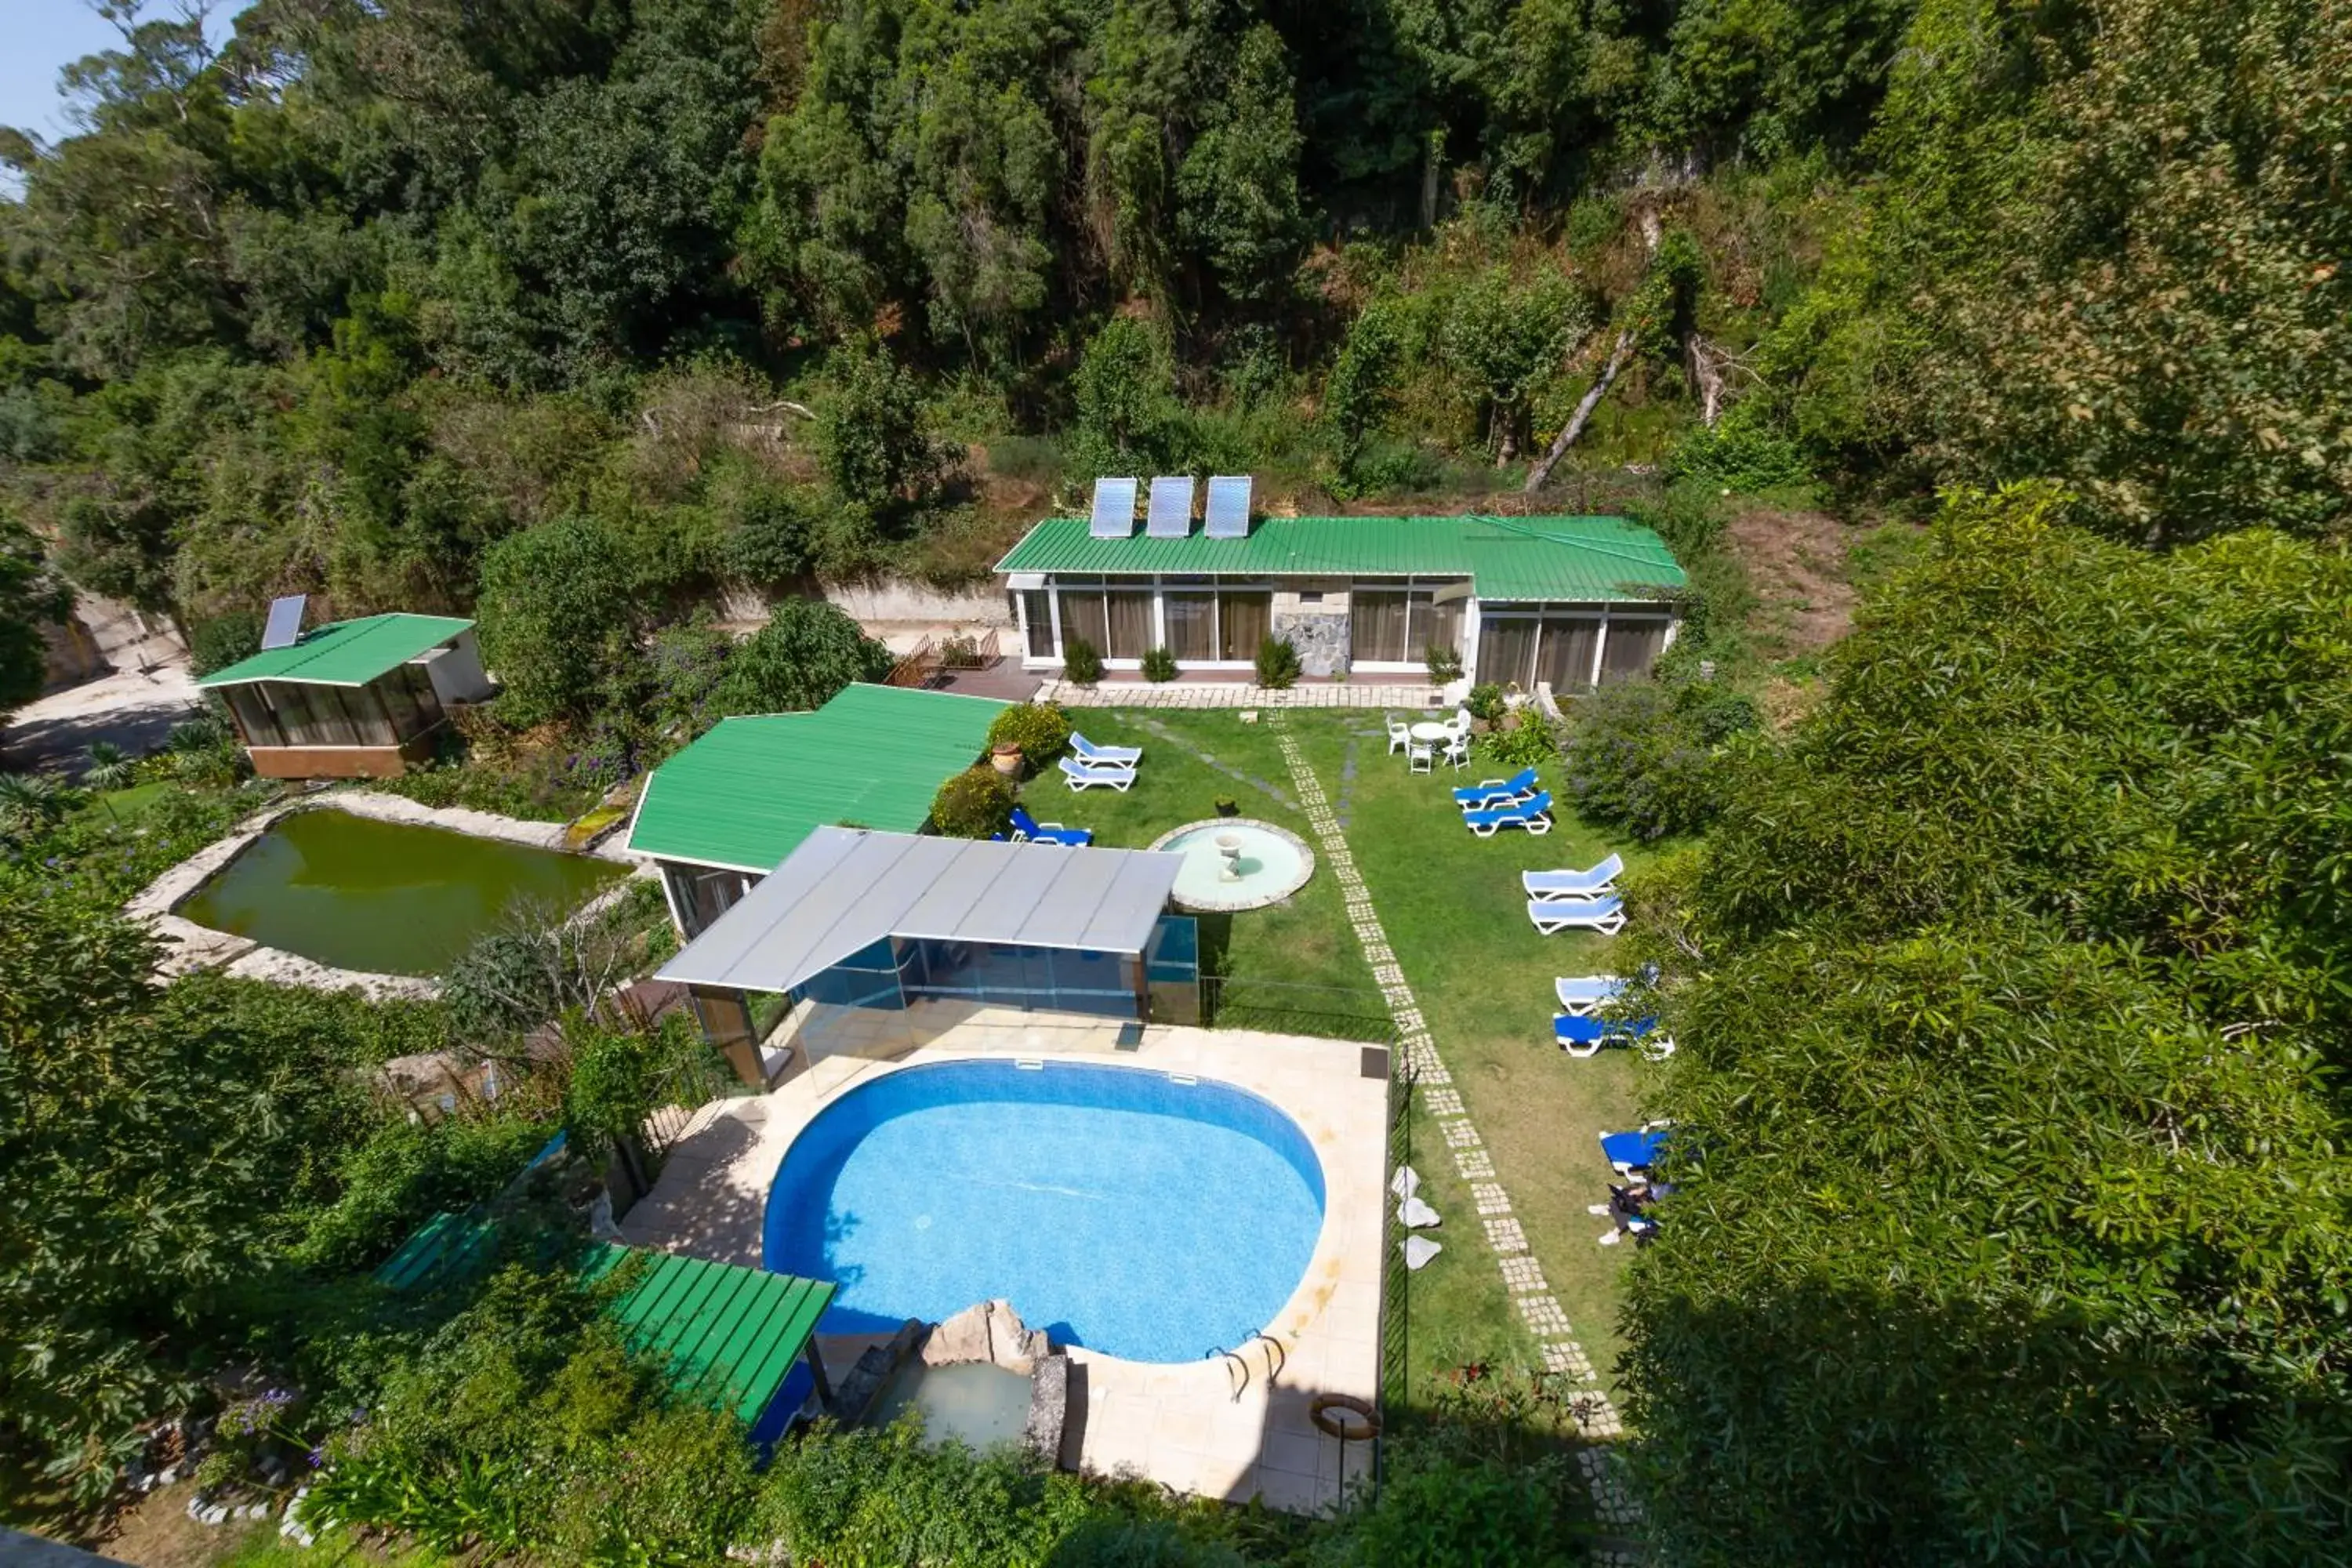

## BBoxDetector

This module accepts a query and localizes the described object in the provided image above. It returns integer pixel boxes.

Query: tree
[1175,26,1310,306]
[709,598,892,718]
[1617,488,2352,1563]
[1069,317,1189,477]
[814,337,948,512]
[474,517,637,728]
[0,511,67,718]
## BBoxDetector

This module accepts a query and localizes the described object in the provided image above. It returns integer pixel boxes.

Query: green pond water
[181,808,629,976]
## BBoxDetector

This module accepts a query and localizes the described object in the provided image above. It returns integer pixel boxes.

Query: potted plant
[989,742,1024,779]
[1214,795,1240,817]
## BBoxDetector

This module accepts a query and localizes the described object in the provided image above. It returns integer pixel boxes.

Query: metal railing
[1196,976,1399,1044]
[1374,1048,1417,1494]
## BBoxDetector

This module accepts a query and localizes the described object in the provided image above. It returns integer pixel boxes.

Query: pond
[180,808,630,976]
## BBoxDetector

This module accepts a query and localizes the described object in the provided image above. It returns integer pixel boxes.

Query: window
[1022,590,1054,658]
[1351,582,1468,664]
[1217,590,1269,660]
[1600,618,1671,684]
[1476,617,1538,688]
[223,686,281,748]
[1538,615,1602,691]
[1164,590,1216,661]
[666,863,755,941]
[1054,579,1152,659]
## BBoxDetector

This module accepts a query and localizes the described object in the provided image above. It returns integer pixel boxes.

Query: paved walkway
[1036,679,1446,710]
[1264,717,1644,1550]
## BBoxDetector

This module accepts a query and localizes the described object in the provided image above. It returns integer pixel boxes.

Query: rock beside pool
[1025,1353,1069,1468]
[924,1298,1051,1373]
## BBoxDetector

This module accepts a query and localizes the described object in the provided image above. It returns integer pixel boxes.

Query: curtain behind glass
[1218,591,1270,660]
[1351,590,1407,662]
[1600,619,1669,684]
[1106,589,1154,658]
[1477,619,1537,687]
[1539,617,1602,691]
[1060,590,1108,655]
[1022,590,1054,656]
[1165,592,1216,660]
[1421,594,1465,662]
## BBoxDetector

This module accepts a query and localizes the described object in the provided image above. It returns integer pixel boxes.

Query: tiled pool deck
[619,1001,1389,1512]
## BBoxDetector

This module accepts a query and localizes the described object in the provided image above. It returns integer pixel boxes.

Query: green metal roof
[375,1214,833,1424]
[196,612,474,688]
[577,1245,836,1423]
[995,514,1685,601]
[626,682,1011,873]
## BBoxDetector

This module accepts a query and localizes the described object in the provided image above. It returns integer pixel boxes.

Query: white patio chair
[1385,717,1412,756]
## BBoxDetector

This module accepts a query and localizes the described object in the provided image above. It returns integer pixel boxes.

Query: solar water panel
[1203,475,1253,539]
[260,594,307,651]
[1089,477,1140,539]
[1146,475,1195,538]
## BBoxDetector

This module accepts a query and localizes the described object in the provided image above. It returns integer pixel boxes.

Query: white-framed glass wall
[1017,575,1274,668]
[1346,576,1470,671]
[1472,602,1676,691]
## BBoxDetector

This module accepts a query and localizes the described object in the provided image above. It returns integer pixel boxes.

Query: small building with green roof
[196,612,495,779]
[995,510,1687,688]
[625,682,1011,947]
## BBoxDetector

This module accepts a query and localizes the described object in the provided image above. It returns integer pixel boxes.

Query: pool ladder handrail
[1207,1334,1288,1402]
[1208,1345,1250,1402]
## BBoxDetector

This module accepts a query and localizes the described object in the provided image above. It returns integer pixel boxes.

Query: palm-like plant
[0,770,68,841]
[84,742,138,824]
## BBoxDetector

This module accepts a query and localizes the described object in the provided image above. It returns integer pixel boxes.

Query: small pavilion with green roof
[626,681,1010,939]
[196,612,495,779]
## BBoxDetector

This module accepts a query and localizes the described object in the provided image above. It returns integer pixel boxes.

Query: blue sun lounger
[1465,790,1552,837]
[1070,733,1142,768]
[1007,804,1091,846]
[1600,1126,1671,1174]
[1453,767,1539,811]
[1523,853,1624,901]
[1554,1013,1674,1061]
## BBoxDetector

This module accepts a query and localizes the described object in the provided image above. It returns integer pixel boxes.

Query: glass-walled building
[197,613,495,779]
[998,512,1686,687]
[659,828,1193,1086]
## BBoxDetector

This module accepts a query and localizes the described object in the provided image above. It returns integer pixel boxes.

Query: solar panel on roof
[1090,477,1140,539]
[260,594,307,651]
[1146,476,1196,539]
[1203,475,1252,539]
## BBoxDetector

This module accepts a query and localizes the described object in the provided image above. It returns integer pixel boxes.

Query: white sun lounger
[1058,757,1135,792]
[1555,975,1628,1015]
[1523,853,1624,901]
[1527,896,1625,935]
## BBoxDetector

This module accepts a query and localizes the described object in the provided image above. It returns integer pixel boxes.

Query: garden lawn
[1012,709,1374,1009]
[1023,705,1652,1411]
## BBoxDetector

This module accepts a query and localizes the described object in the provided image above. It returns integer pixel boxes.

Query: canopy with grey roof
[656,828,1186,997]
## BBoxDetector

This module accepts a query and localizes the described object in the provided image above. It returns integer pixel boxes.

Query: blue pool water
[764,1060,1327,1363]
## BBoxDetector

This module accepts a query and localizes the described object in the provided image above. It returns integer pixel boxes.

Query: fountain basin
[1145,818,1316,913]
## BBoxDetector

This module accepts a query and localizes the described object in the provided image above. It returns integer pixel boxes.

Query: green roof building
[626,682,1011,970]
[196,612,495,779]
[996,510,1687,689]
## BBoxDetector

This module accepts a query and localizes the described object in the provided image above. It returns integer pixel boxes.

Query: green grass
[68,781,173,824]
[1029,708,1655,1412]
[1014,710,1377,1011]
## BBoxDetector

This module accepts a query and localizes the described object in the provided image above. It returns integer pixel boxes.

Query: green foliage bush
[1142,646,1178,682]
[1475,713,1562,769]
[1665,401,1813,493]
[710,599,893,718]
[986,702,1073,772]
[929,766,1014,839]
[187,608,263,677]
[1617,488,2352,1562]
[296,1111,552,1275]
[1465,682,1504,722]
[1424,644,1463,683]
[1253,635,1300,689]
[1559,680,1751,842]
[1062,637,1104,688]
[475,518,637,728]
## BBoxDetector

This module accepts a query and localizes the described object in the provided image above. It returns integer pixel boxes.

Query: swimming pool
[764,1059,1327,1363]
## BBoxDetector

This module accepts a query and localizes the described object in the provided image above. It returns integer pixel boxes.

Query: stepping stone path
[1265,715,1644,1552]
